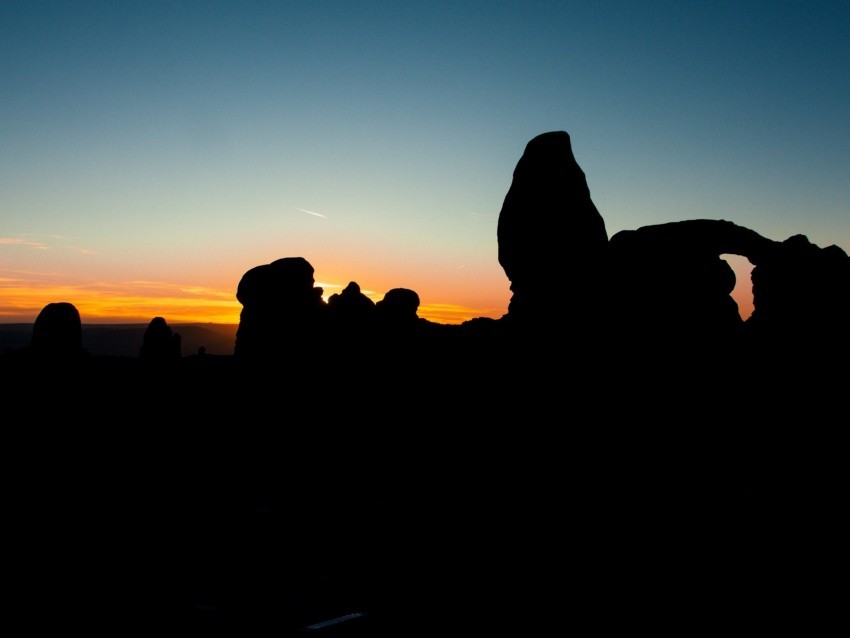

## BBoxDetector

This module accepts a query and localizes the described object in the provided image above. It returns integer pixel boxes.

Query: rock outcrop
[375,287,422,337]
[496,132,849,370]
[327,281,376,335]
[28,302,87,360]
[139,316,182,360]
[746,233,850,359]
[606,219,777,354]
[234,257,327,360]
[497,131,608,331]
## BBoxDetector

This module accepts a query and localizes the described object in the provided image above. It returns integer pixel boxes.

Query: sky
[2,0,848,325]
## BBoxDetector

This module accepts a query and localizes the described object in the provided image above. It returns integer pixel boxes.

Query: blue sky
[2,1,848,323]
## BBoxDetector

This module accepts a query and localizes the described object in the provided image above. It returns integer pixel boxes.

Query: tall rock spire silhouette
[497,131,608,333]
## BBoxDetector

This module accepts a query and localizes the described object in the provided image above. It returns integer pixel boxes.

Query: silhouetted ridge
[4,131,846,375]
[327,281,375,319]
[232,255,454,371]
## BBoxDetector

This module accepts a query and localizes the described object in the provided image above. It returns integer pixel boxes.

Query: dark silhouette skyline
[1,130,846,635]
[10,130,846,362]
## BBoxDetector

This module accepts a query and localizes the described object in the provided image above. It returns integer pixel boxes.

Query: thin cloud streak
[0,267,69,278]
[0,238,49,250]
[295,207,327,218]
[0,236,96,254]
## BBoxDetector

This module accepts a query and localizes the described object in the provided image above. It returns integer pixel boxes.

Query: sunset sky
[2,1,848,325]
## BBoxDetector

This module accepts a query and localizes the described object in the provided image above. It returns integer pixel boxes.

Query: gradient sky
[2,1,848,324]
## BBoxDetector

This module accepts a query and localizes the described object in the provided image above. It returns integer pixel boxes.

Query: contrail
[295,207,327,218]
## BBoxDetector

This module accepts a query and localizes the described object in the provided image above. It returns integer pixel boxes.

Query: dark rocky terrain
[1,131,846,634]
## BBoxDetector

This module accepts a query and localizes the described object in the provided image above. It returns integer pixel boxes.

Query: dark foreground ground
[1,345,844,635]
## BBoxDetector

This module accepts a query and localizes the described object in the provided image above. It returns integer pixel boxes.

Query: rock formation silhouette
[606,219,775,357]
[1,128,847,637]
[4,129,844,369]
[746,233,850,360]
[326,281,376,338]
[234,256,327,360]
[495,131,850,369]
[374,287,422,336]
[497,130,608,332]
[139,316,182,360]
[26,301,87,360]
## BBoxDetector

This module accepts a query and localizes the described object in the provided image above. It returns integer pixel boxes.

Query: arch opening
[721,253,755,321]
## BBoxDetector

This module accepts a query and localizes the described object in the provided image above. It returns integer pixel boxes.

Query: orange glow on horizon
[0,277,243,324]
[418,303,503,324]
[3,257,754,326]
[0,275,503,325]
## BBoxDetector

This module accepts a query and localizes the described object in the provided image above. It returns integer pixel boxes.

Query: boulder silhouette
[375,288,421,329]
[234,257,327,359]
[28,302,87,359]
[139,316,182,360]
[497,131,608,330]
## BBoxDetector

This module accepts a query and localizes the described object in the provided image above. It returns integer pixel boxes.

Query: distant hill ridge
[0,323,238,358]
